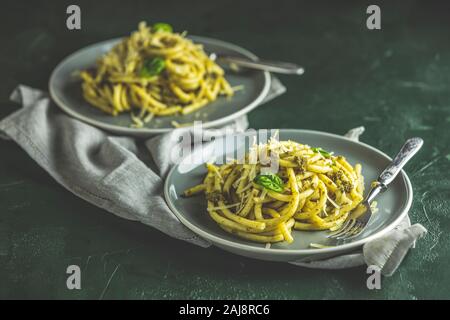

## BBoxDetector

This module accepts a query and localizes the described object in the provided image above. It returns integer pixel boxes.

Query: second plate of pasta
[164,129,412,262]
[49,23,270,136]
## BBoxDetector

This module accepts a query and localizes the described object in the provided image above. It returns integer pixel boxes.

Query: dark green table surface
[1,0,449,299]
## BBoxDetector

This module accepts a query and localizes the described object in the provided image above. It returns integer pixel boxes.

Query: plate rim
[164,128,413,257]
[48,36,271,135]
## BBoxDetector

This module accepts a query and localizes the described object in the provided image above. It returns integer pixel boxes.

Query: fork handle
[378,137,424,187]
[217,55,305,75]
[365,137,423,204]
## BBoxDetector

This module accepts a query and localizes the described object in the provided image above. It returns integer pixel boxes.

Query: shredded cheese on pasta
[184,139,365,245]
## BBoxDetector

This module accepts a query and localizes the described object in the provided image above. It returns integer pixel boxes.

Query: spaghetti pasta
[184,138,365,244]
[79,22,234,126]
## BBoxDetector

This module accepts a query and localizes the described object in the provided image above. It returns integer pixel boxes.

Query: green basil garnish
[152,22,173,33]
[312,147,334,158]
[140,57,166,78]
[254,173,284,193]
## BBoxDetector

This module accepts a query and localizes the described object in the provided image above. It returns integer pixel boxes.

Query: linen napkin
[0,79,285,248]
[0,84,426,276]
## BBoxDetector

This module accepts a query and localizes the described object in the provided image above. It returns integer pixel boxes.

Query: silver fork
[209,53,305,75]
[328,137,424,241]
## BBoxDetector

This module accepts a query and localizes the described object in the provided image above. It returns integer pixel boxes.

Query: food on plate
[79,22,234,127]
[184,138,365,244]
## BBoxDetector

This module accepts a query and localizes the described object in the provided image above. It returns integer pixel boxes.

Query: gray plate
[49,36,271,137]
[164,129,413,262]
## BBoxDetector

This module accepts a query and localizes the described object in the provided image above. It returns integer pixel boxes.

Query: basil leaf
[312,147,334,158]
[254,173,284,193]
[140,57,165,78]
[152,22,173,33]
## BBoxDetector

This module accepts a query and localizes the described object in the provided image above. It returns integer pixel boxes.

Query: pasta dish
[80,22,234,127]
[184,138,365,244]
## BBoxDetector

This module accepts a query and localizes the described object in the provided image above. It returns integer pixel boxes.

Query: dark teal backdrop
[0,0,449,299]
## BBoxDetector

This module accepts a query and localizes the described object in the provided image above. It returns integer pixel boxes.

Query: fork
[328,137,424,241]
[209,53,305,75]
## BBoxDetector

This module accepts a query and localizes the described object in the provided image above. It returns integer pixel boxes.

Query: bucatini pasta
[79,22,234,127]
[184,138,365,245]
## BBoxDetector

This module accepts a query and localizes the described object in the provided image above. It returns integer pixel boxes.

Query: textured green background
[0,0,449,299]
